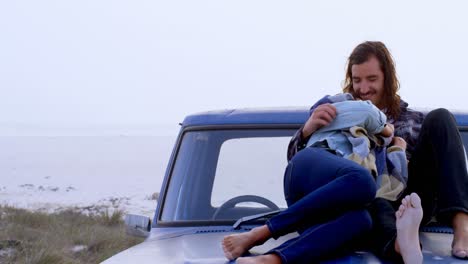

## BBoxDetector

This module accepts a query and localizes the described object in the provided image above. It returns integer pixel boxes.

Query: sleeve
[386,146,409,186]
[287,125,307,161]
[286,93,353,161]
[393,110,425,160]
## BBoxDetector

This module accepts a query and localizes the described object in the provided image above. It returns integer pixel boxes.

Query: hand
[392,137,407,150]
[386,123,395,134]
[380,123,395,137]
[302,103,337,138]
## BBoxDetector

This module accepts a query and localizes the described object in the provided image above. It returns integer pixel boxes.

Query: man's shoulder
[398,106,425,124]
[404,107,424,116]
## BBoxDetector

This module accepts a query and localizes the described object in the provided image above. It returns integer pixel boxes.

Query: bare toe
[402,195,410,206]
[452,249,468,259]
[409,193,421,208]
[395,210,401,218]
[398,204,406,213]
[452,212,468,259]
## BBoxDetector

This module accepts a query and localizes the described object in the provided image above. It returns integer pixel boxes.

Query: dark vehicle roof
[182,107,468,127]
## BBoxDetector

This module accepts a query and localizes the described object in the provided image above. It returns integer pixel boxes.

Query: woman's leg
[238,209,373,264]
[268,147,376,238]
[406,109,468,256]
[222,147,376,260]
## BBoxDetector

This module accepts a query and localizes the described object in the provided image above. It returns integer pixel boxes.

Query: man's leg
[366,198,401,261]
[407,108,468,257]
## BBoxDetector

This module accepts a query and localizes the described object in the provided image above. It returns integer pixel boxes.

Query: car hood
[101,226,300,264]
[101,226,461,264]
[101,226,386,264]
[102,232,230,263]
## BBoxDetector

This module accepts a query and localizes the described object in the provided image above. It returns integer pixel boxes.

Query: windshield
[160,128,468,224]
[160,128,294,223]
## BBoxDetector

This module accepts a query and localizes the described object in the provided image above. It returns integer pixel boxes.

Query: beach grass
[0,205,144,264]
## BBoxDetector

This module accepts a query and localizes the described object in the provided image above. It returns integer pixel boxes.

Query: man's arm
[392,108,424,160]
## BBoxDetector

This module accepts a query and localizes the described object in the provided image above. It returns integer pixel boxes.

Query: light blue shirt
[306,100,387,156]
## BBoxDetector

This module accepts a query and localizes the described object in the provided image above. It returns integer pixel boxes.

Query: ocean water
[0,134,177,216]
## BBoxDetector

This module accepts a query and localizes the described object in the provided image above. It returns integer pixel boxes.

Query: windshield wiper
[233,209,282,229]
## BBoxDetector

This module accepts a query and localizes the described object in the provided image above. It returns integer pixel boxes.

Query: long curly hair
[342,41,401,120]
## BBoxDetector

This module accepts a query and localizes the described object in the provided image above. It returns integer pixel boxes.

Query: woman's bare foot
[236,254,281,264]
[452,212,468,259]
[395,193,423,264]
[222,225,272,260]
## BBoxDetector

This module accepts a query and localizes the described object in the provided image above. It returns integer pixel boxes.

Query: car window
[212,136,290,208]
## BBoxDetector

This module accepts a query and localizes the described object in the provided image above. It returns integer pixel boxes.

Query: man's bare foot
[452,212,468,259]
[222,225,272,260]
[236,254,282,264]
[395,193,423,264]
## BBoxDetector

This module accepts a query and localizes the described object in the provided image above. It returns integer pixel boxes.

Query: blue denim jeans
[265,147,377,263]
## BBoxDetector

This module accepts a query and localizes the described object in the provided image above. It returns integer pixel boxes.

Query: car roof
[181,107,468,127]
[182,107,309,127]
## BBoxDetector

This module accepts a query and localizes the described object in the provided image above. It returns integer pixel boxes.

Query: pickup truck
[102,107,468,263]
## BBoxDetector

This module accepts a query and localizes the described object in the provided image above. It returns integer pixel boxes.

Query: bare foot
[395,193,423,264]
[452,212,468,259]
[222,225,271,260]
[236,254,281,264]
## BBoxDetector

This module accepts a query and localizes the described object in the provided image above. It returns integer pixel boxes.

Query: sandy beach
[0,132,177,218]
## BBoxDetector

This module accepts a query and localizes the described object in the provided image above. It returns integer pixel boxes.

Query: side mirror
[124,214,151,238]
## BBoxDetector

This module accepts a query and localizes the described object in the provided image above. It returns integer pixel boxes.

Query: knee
[423,108,458,135]
[424,108,454,125]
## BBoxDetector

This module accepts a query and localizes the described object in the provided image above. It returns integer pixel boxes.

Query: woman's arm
[287,101,337,161]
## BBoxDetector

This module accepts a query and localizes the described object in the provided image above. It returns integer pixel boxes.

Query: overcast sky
[1,1,468,132]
